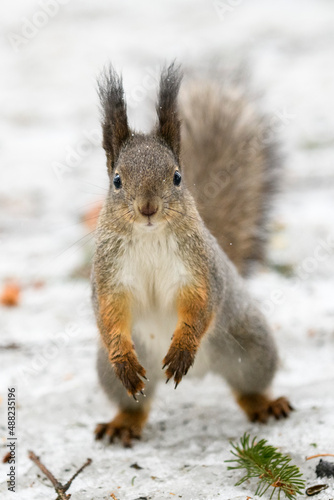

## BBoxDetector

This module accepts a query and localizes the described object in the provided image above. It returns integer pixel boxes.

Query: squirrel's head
[98,63,188,230]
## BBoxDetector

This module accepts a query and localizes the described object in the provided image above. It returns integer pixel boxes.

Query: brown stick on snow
[28,450,92,500]
[63,458,92,491]
[306,453,334,461]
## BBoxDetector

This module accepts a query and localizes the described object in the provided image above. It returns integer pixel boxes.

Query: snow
[1,0,334,498]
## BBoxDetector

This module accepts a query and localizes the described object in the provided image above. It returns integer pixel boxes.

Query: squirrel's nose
[139,201,158,217]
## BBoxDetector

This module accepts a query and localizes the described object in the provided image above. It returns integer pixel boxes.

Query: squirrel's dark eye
[113,173,122,189]
[173,171,181,186]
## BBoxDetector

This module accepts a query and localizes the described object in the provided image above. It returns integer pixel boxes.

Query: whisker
[163,213,173,232]
[165,207,197,221]
[52,229,97,262]
[51,205,130,231]
[65,233,96,258]
[161,192,176,202]
[129,218,135,245]
[56,216,101,230]
[74,199,105,211]
[109,210,134,225]
[81,181,109,192]
[117,214,134,234]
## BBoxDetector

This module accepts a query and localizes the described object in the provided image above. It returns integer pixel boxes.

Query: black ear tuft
[97,65,130,174]
[156,62,183,160]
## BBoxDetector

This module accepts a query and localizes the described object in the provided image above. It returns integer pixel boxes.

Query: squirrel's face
[109,136,184,230]
[99,63,189,232]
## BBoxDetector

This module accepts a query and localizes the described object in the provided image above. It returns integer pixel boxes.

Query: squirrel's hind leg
[95,342,154,447]
[207,315,293,423]
[236,393,293,423]
[95,408,150,448]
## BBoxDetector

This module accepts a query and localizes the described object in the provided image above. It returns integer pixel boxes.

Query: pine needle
[226,433,305,499]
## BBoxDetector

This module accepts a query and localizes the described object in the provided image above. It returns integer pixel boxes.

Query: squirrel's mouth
[135,198,162,227]
[136,213,165,230]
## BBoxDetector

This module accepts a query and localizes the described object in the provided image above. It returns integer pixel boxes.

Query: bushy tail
[179,79,280,274]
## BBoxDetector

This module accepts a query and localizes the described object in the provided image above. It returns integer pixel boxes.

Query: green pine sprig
[225,433,305,499]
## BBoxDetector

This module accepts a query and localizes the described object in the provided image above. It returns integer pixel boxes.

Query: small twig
[28,450,92,500]
[306,453,334,461]
[62,458,92,491]
[28,451,63,493]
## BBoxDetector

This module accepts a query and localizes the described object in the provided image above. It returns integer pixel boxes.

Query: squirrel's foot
[162,346,195,388]
[237,394,293,423]
[95,408,149,447]
[111,351,146,398]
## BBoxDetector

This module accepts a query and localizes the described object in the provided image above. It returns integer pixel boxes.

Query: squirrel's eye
[113,173,122,189]
[173,171,181,186]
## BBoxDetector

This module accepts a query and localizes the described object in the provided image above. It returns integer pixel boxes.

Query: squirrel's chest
[117,230,189,313]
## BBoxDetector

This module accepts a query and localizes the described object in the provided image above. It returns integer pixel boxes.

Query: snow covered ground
[1,1,334,498]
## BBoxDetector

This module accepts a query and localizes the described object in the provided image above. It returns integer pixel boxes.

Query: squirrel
[92,63,292,447]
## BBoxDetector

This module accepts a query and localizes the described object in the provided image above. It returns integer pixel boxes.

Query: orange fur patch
[172,283,211,350]
[163,283,213,385]
[99,293,132,350]
[99,293,146,396]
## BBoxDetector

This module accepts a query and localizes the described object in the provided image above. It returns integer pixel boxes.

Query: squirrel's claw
[162,346,195,388]
[95,408,149,447]
[111,351,146,398]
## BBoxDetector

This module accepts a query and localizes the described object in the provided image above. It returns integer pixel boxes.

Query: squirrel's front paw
[162,346,195,388]
[111,351,146,398]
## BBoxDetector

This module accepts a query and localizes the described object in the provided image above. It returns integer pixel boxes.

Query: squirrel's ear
[156,62,183,161]
[97,65,130,174]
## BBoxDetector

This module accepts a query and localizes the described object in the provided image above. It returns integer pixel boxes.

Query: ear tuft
[97,65,130,173]
[156,62,183,160]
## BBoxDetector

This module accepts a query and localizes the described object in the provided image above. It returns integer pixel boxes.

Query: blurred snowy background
[1,0,334,498]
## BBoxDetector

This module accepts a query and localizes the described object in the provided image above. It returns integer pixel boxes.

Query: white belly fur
[116,226,189,354]
[115,225,211,376]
